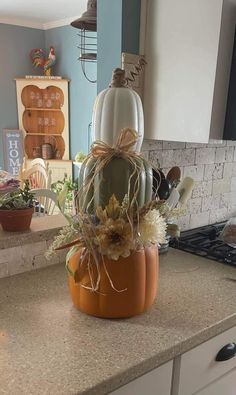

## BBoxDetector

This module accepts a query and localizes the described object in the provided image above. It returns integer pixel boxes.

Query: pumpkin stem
[109,68,127,88]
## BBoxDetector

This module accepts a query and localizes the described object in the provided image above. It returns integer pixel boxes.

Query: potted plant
[0,180,35,232]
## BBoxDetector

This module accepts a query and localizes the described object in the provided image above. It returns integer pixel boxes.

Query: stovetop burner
[169,222,236,266]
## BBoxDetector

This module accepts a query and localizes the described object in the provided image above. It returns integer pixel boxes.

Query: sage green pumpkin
[78,156,152,213]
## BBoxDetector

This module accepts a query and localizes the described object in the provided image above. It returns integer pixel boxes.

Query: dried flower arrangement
[47,128,184,318]
[47,194,168,260]
[48,129,181,282]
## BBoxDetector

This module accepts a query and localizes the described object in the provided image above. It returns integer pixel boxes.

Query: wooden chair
[31,188,59,216]
[19,163,51,190]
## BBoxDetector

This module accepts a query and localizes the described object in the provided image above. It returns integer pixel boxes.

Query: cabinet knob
[215,343,236,361]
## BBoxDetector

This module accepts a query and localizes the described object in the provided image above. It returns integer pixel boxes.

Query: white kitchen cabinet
[173,326,236,395]
[195,369,236,395]
[143,0,236,143]
[109,360,173,395]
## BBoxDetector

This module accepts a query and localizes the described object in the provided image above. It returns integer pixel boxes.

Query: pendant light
[71,0,97,83]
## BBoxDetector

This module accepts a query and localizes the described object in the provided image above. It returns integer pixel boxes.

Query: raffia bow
[90,128,141,159]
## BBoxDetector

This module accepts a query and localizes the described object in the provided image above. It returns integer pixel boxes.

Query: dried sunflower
[95,218,134,260]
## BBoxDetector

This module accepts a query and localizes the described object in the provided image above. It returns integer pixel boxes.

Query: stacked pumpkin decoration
[50,68,166,318]
[92,68,144,152]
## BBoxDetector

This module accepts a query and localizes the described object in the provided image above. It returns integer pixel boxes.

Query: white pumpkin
[91,68,144,152]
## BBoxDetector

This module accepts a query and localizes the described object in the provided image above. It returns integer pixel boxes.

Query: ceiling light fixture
[71,0,97,83]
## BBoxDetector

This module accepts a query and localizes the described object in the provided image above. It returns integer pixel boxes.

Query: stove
[169,222,236,266]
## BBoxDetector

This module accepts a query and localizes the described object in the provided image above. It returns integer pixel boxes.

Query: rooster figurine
[30,46,56,76]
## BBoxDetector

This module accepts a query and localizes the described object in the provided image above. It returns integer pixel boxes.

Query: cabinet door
[143,0,224,143]
[109,361,172,395]
[176,326,236,395]
[195,367,236,395]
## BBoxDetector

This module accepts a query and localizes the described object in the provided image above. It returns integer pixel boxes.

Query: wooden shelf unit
[15,77,72,182]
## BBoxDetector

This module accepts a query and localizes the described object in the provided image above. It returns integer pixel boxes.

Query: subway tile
[187,197,202,214]
[226,140,236,146]
[172,149,195,167]
[185,142,206,148]
[162,141,186,150]
[223,162,236,179]
[192,181,212,198]
[209,208,228,224]
[204,163,224,181]
[208,139,226,147]
[212,178,231,195]
[189,212,210,228]
[142,139,163,150]
[183,165,204,181]
[195,148,215,164]
[148,150,163,167]
[220,192,236,209]
[228,206,236,218]
[231,177,236,192]
[176,215,190,231]
[202,195,220,212]
[215,147,234,163]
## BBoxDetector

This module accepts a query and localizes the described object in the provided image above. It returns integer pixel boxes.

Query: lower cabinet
[109,326,236,395]
[110,326,236,395]
[173,326,236,395]
[109,361,173,395]
[195,368,236,395]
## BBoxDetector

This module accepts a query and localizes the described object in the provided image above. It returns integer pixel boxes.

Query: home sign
[2,129,24,176]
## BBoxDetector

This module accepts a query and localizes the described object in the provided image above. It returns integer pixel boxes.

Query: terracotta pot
[68,246,159,318]
[0,207,34,232]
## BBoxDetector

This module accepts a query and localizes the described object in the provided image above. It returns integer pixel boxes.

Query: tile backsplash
[142,139,236,230]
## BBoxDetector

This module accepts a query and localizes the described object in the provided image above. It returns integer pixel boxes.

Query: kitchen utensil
[166,166,181,187]
[152,168,165,198]
[166,188,180,209]
[158,178,171,200]
[176,177,194,205]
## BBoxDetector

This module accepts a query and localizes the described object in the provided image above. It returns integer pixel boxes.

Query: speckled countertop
[1,249,236,395]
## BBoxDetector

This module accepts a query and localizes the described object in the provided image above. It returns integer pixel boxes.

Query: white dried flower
[139,209,167,247]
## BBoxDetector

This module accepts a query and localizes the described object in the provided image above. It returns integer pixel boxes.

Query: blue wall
[97,0,141,93]
[97,0,122,93]
[45,25,97,158]
[0,23,45,169]
[0,23,97,171]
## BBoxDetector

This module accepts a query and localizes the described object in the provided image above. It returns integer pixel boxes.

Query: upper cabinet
[143,0,236,143]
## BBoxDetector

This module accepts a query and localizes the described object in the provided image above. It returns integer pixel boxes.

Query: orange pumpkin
[68,246,159,318]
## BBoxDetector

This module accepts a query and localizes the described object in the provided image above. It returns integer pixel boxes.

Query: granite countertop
[1,249,236,394]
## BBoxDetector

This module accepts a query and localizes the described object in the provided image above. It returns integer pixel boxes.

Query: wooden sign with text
[2,129,24,176]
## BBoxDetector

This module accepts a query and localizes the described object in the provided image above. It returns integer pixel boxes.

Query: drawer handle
[215,343,236,361]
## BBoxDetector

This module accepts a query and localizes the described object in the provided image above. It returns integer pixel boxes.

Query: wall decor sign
[2,129,24,176]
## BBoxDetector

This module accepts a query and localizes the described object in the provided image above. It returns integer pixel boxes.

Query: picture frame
[2,129,24,176]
